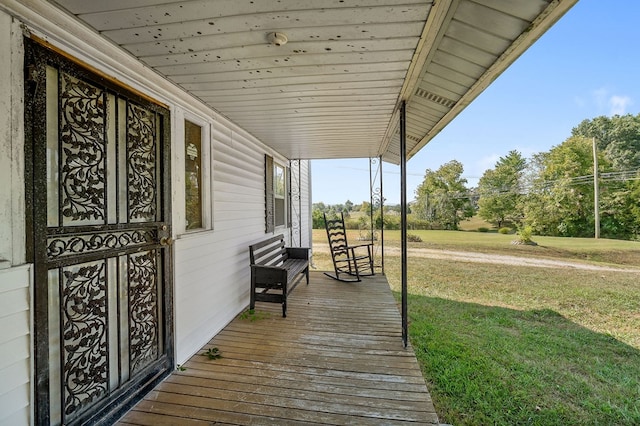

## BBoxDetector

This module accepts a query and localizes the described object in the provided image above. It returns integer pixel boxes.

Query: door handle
[160,237,173,246]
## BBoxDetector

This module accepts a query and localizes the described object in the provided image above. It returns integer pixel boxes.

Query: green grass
[311,230,640,425]
[457,215,496,231]
[313,228,640,266]
[406,297,640,425]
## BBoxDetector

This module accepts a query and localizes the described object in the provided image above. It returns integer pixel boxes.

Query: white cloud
[593,87,609,110]
[590,87,633,116]
[609,95,632,115]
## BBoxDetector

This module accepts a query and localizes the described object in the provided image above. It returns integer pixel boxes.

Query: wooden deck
[118,272,439,425]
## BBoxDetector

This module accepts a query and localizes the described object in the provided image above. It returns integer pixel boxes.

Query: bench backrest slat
[249,234,288,266]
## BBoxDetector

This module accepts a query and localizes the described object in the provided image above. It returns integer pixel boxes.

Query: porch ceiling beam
[378,0,456,158]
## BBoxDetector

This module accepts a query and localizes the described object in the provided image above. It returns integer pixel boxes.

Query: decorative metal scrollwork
[128,103,157,221]
[61,261,108,420]
[129,250,159,375]
[289,160,302,247]
[47,229,156,259]
[370,157,383,208]
[60,72,106,222]
[368,157,385,272]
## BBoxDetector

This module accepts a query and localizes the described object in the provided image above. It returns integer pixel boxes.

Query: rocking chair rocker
[323,212,375,282]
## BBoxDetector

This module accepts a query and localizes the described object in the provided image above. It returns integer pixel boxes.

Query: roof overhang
[16,0,577,164]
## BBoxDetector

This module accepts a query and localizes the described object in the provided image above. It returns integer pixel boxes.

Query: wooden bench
[249,234,310,317]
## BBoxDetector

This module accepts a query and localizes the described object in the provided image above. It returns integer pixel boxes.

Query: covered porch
[0,1,581,424]
[117,272,438,425]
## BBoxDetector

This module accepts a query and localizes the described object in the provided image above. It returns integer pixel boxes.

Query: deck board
[118,272,439,425]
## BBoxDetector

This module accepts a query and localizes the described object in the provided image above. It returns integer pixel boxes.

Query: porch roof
[117,272,439,424]
[49,0,577,164]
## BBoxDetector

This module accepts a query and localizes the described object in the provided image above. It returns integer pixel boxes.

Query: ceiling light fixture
[267,32,288,46]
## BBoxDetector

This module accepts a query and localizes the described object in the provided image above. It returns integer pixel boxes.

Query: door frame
[24,37,175,425]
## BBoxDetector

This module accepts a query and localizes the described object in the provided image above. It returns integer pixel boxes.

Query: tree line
[313,114,640,240]
[412,114,640,240]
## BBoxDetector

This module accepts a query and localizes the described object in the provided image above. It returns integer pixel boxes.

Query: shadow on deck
[118,271,439,425]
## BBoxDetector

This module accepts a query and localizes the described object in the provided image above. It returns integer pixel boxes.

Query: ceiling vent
[414,88,456,109]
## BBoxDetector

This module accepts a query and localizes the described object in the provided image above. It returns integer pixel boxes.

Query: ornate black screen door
[25,39,173,426]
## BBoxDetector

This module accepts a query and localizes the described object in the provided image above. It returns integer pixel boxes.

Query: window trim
[178,111,213,236]
[265,155,288,233]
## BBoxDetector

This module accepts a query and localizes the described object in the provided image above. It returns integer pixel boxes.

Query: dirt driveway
[313,244,640,273]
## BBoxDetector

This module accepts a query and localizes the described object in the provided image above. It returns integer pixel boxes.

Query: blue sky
[312,0,640,205]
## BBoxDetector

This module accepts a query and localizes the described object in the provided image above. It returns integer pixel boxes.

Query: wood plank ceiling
[50,0,577,164]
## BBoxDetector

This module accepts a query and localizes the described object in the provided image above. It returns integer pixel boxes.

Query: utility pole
[593,137,600,239]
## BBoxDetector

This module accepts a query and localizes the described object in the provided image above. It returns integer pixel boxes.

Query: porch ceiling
[49,0,577,164]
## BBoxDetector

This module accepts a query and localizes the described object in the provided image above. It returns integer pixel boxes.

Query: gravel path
[314,244,640,273]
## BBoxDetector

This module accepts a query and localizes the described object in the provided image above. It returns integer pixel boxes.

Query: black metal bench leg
[282,300,287,318]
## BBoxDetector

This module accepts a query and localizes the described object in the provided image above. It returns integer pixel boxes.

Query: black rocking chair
[324,212,375,282]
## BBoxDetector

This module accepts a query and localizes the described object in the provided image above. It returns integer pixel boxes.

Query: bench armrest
[286,247,310,260]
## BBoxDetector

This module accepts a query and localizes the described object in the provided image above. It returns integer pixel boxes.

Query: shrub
[498,227,511,234]
[407,234,423,242]
[344,218,360,230]
[478,227,490,233]
[514,225,536,245]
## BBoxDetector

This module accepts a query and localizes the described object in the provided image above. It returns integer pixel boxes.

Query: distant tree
[344,199,354,212]
[414,160,473,230]
[312,208,325,229]
[477,150,527,228]
[627,177,640,237]
[522,136,609,237]
[385,204,402,214]
[313,202,327,212]
[572,114,640,170]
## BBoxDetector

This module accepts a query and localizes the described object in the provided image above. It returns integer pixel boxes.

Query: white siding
[173,118,297,363]
[0,266,32,426]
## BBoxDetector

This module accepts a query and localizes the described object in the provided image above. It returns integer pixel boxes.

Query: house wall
[0,266,32,426]
[0,10,32,426]
[173,114,298,363]
[0,1,313,423]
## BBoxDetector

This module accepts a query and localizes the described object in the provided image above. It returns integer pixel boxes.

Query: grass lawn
[311,229,640,425]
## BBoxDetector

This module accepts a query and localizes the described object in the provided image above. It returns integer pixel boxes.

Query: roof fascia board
[378,0,457,158]
[406,0,579,160]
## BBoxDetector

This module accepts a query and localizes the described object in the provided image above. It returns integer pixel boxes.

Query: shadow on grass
[394,292,640,426]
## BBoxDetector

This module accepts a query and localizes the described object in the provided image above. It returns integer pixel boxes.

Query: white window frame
[176,109,213,236]
[273,161,287,229]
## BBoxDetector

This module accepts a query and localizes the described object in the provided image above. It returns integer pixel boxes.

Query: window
[184,120,203,230]
[274,163,286,227]
[265,155,288,233]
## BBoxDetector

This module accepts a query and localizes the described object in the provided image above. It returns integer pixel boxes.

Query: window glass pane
[275,198,285,227]
[273,164,286,227]
[185,120,202,229]
[274,164,285,197]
